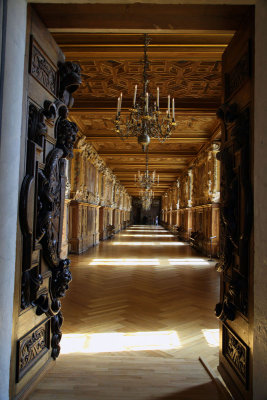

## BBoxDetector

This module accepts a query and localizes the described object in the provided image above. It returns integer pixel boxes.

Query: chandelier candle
[133,85,137,107]
[116,97,120,116]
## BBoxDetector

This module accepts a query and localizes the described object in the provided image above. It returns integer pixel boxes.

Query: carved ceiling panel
[94,142,200,155]
[102,156,190,164]
[56,30,222,195]
[71,113,218,135]
[76,60,221,102]
[31,4,252,196]
[69,110,219,195]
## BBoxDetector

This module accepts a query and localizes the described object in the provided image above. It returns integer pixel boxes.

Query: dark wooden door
[215,10,254,400]
[10,7,81,398]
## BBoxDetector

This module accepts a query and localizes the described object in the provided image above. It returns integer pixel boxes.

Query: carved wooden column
[71,149,82,197]
[210,143,220,203]
[69,202,82,253]
[211,204,220,256]
[61,160,71,258]
[188,169,193,208]
[99,206,105,240]
[175,179,180,226]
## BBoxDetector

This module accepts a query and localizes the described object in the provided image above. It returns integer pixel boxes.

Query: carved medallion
[30,38,58,96]
[17,320,50,382]
[223,324,249,387]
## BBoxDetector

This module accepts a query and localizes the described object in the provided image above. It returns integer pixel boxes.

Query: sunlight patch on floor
[113,241,185,246]
[168,258,211,266]
[130,226,163,229]
[125,229,168,233]
[202,329,219,347]
[89,258,160,266]
[60,331,181,354]
[121,234,174,237]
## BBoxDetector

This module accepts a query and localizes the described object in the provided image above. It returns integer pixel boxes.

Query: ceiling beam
[113,168,182,172]
[110,162,185,166]
[33,4,251,31]
[61,49,225,62]
[119,177,175,179]
[71,100,220,111]
[84,136,209,144]
[99,152,195,157]
[115,171,180,175]
[53,32,233,45]
[70,108,217,115]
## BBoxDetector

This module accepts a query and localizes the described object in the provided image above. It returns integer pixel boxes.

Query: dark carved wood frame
[19,53,81,375]
[215,103,253,322]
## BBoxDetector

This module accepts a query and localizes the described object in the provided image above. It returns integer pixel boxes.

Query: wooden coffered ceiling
[33,3,252,197]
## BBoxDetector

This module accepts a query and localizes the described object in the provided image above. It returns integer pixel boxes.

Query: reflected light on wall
[113,242,185,246]
[168,258,210,266]
[60,331,181,354]
[202,329,219,347]
[121,234,174,237]
[90,258,160,266]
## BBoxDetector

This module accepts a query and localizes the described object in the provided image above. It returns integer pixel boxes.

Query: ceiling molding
[33,4,251,31]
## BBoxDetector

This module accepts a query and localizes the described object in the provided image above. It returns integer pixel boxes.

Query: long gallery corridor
[29,226,225,400]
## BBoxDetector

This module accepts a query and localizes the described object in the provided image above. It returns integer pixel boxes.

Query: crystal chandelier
[135,150,159,190]
[114,34,176,151]
[140,189,154,211]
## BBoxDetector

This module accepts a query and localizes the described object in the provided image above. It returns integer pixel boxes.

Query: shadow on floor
[154,382,221,400]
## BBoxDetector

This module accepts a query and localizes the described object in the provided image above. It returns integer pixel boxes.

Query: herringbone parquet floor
[29,225,224,400]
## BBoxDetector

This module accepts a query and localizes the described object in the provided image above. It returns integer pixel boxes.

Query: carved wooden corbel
[58,61,82,108]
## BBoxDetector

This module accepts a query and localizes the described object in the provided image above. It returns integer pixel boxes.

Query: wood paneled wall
[65,135,131,253]
[161,143,220,256]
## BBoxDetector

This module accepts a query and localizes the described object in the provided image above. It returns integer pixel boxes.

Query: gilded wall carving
[69,135,131,253]
[161,141,220,256]
[71,135,130,209]
[191,143,220,206]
